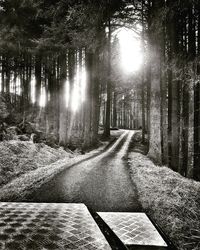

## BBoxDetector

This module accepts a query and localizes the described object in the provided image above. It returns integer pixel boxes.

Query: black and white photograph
[0,0,199,249]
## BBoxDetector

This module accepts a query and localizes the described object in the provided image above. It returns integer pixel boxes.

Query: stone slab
[0,202,111,250]
[98,212,167,247]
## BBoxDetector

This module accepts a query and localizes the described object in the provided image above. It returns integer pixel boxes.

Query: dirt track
[27,130,141,212]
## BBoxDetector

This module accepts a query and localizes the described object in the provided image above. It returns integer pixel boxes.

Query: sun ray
[118,28,143,73]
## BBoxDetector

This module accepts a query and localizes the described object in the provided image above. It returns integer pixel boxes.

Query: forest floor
[0,130,123,201]
[128,132,200,250]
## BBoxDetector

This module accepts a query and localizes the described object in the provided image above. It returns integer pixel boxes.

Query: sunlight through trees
[118,28,143,73]
[0,0,199,184]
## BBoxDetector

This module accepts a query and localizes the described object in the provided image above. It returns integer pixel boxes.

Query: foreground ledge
[0,202,111,250]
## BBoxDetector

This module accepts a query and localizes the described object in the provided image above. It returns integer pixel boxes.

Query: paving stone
[0,203,111,249]
[98,212,168,247]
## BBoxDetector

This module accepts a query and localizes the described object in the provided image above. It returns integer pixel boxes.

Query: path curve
[27,130,141,212]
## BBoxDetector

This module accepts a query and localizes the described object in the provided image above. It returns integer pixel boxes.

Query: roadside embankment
[0,130,124,201]
[128,152,200,250]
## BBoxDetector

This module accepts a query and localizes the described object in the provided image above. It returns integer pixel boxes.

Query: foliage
[0,0,129,53]
[0,0,42,53]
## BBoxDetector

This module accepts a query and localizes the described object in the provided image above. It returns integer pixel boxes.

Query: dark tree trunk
[194,4,200,180]
[146,63,151,146]
[194,81,200,180]
[1,55,5,93]
[112,91,117,128]
[103,19,111,138]
[171,80,180,171]
[90,50,101,145]
[59,54,67,145]
[141,0,146,142]
[147,0,164,164]
[180,80,189,176]
[188,4,196,59]
[82,51,93,149]
[166,0,180,171]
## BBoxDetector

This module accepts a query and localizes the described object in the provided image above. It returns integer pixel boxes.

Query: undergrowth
[129,152,200,250]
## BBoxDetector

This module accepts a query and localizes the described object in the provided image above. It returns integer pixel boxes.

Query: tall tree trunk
[146,63,151,146]
[147,0,164,164]
[185,3,196,177]
[141,0,146,142]
[194,79,200,180]
[112,90,117,128]
[171,80,180,171]
[91,51,100,145]
[59,54,67,145]
[148,45,162,164]
[47,57,58,135]
[82,51,93,149]
[160,10,168,165]
[193,3,200,180]
[103,19,111,138]
[1,55,5,93]
[187,77,194,178]
[166,0,181,171]
[180,76,189,176]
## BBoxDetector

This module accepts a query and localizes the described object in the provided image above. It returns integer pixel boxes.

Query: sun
[118,28,143,73]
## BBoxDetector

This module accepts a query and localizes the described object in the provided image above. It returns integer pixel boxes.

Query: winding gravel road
[27,130,141,212]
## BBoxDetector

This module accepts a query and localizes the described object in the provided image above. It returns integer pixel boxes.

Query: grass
[128,152,200,250]
[0,131,120,201]
[0,140,71,187]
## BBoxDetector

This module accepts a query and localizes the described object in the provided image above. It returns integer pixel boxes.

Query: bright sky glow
[71,83,80,112]
[118,28,143,73]
[66,50,87,113]
[31,77,36,104]
[65,67,86,112]
[81,69,87,102]
[8,76,21,96]
[65,79,70,108]
[39,85,46,108]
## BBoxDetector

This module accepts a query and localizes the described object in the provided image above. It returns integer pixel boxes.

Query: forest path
[27,130,142,212]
